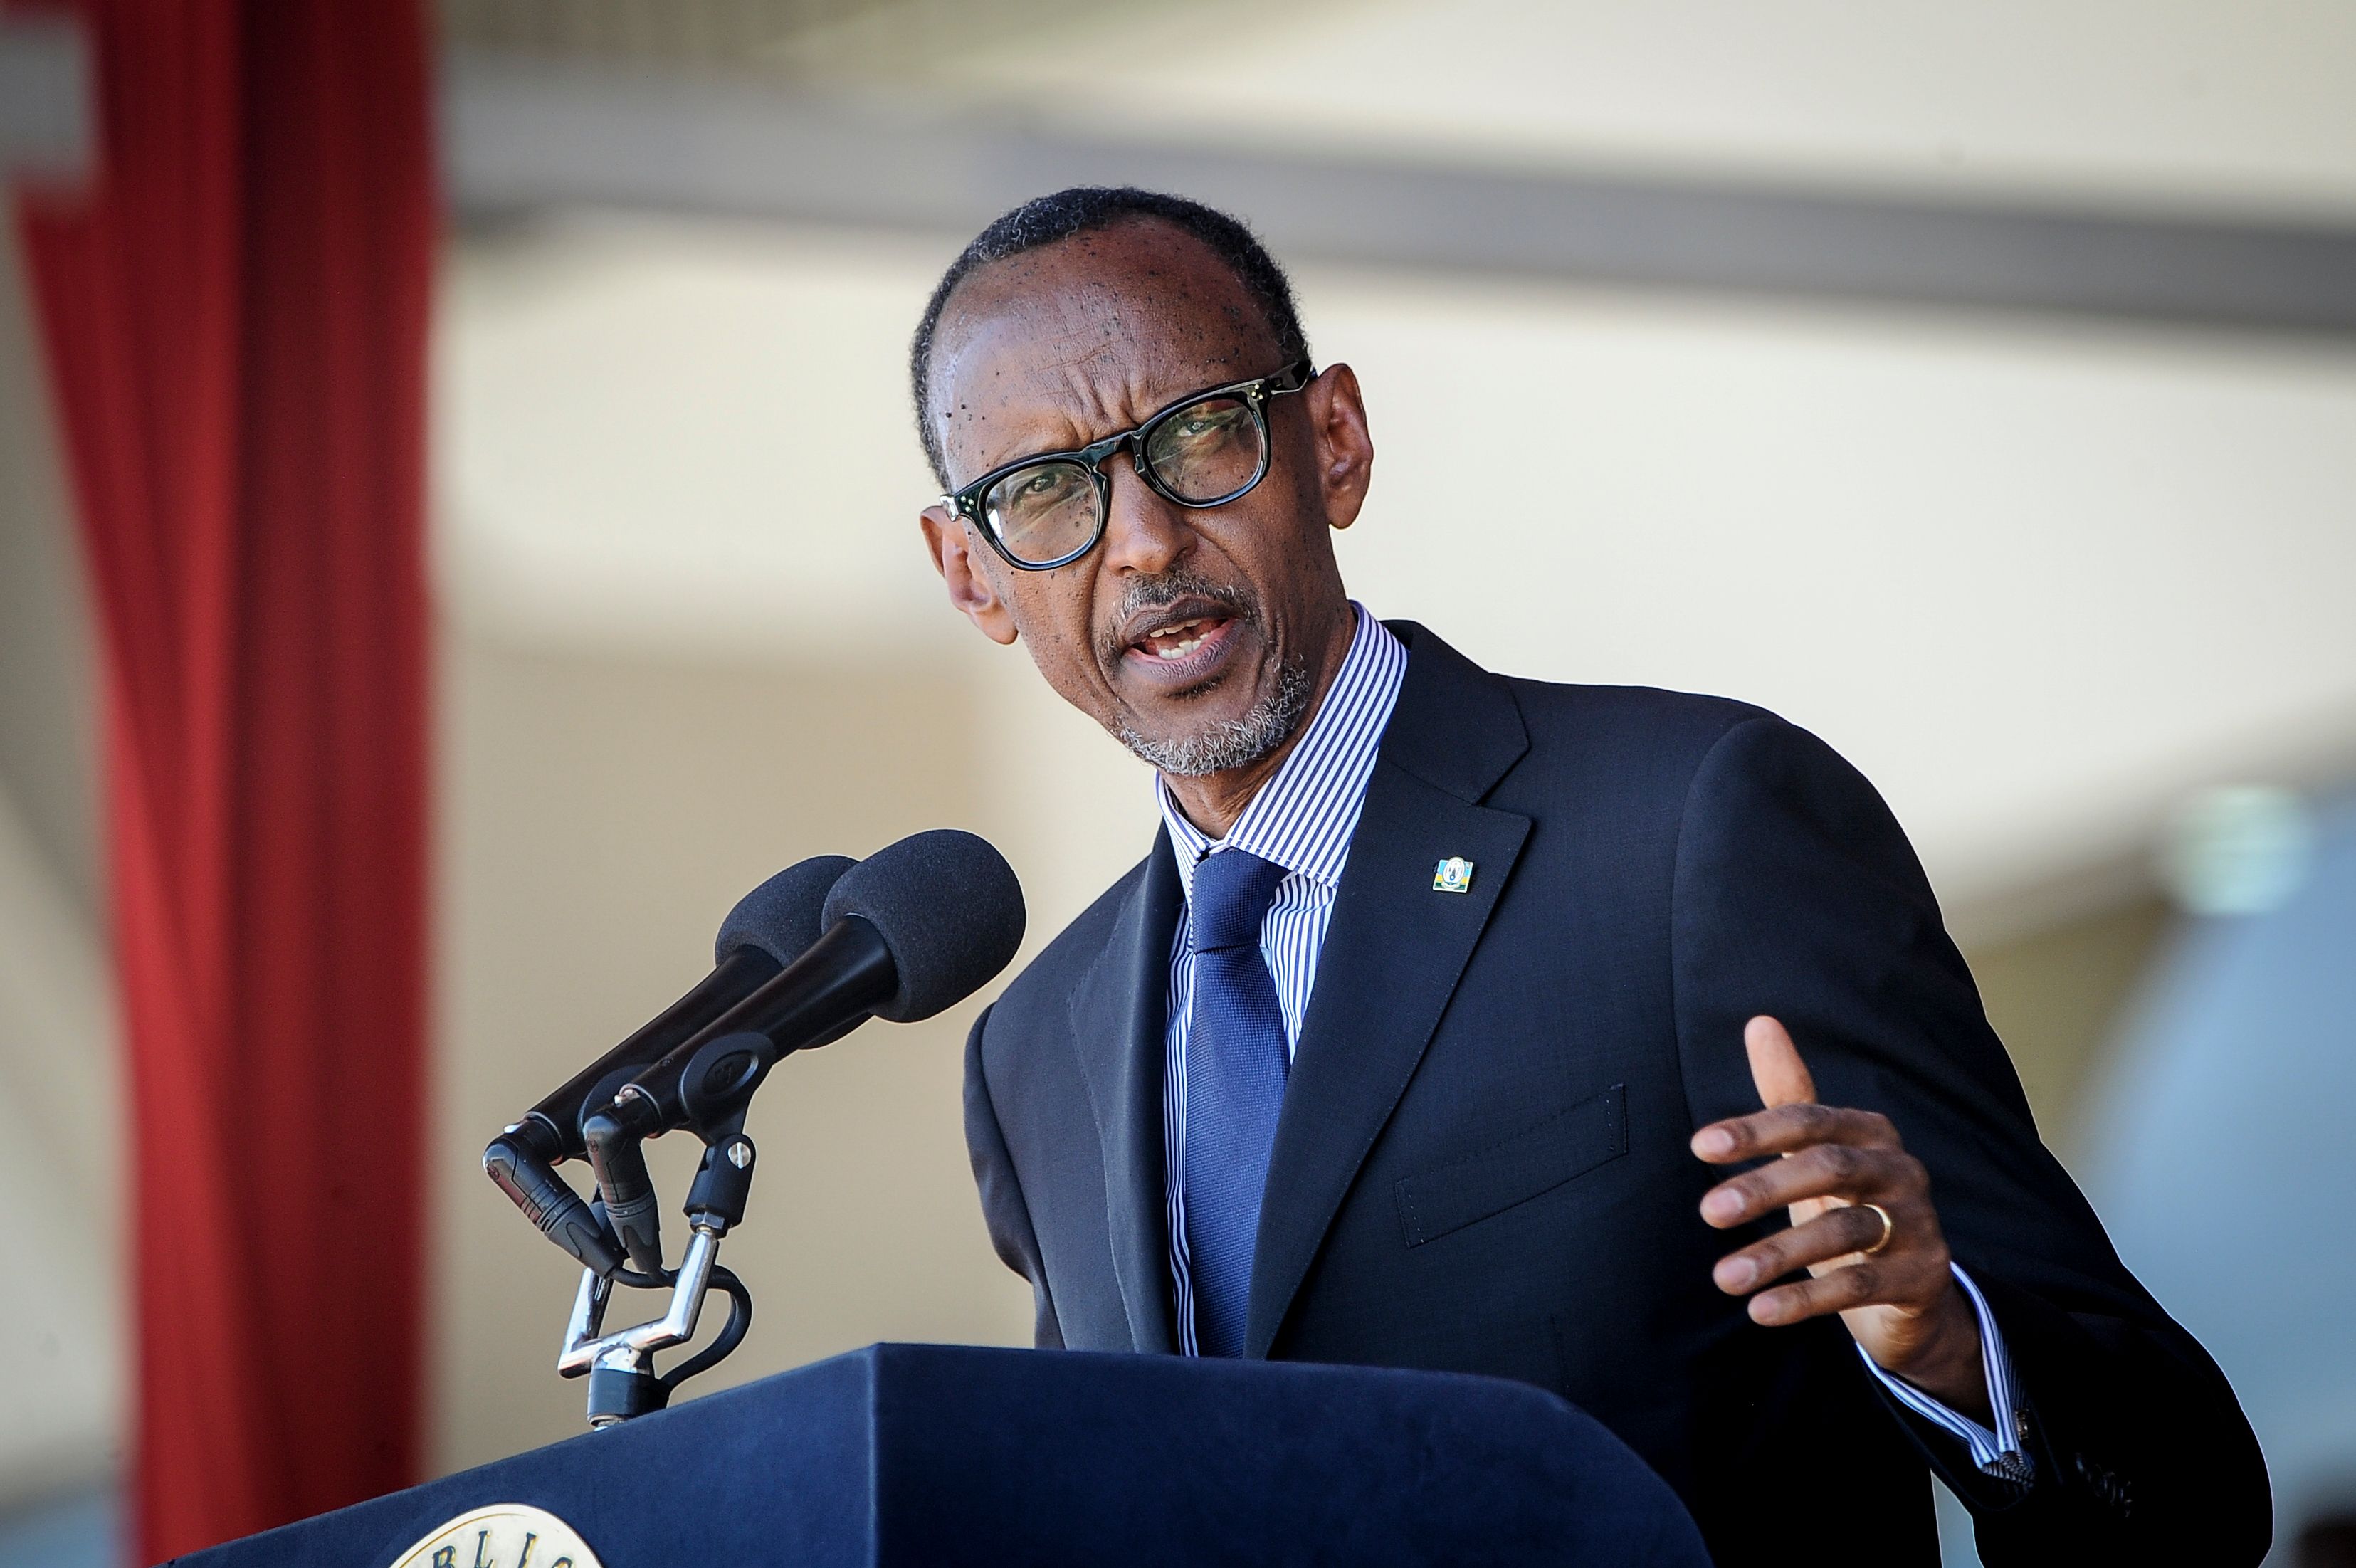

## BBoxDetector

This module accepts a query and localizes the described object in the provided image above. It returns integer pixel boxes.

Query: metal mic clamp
[685,1130,756,1232]
[559,1224,720,1426]
[557,1137,759,1430]
[582,1085,666,1274]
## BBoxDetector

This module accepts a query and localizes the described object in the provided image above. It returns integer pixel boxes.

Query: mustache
[1095,567,1259,664]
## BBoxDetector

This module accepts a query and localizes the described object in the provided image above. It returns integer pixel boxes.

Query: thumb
[1745,1015,1817,1110]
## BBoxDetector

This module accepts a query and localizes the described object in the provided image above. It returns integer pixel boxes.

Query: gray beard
[1114,653,1315,778]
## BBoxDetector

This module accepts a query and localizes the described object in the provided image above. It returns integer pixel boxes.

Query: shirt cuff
[1857,1263,2034,1482]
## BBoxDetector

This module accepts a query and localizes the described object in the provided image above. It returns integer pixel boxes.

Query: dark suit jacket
[964,622,2269,1564]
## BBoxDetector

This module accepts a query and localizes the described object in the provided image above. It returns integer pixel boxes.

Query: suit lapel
[1066,831,1184,1354]
[1246,626,1532,1357]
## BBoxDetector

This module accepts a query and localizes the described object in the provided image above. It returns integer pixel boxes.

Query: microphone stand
[488,1082,764,1429]
[493,917,896,1428]
[556,1133,757,1427]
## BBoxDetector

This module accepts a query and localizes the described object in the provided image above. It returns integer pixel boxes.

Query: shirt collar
[1158,603,1408,905]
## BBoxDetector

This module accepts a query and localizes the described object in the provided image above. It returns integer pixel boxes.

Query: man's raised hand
[1690,1016,1990,1418]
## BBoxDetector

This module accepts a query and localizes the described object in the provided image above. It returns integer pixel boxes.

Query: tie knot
[1188,848,1288,954]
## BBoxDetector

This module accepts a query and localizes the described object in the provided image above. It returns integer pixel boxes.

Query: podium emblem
[389,1503,602,1568]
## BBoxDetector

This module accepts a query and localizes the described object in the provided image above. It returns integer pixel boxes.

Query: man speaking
[913,188,2268,1563]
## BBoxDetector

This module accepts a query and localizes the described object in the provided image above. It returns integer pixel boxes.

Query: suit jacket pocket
[1394,1083,1628,1248]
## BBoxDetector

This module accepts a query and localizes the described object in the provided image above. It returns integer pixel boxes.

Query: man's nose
[1098,458,1194,577]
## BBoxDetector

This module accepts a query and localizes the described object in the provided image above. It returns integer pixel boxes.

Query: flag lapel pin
[1432,857,1475,894]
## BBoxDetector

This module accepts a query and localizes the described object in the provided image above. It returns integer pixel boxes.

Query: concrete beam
[447,51,2356,337]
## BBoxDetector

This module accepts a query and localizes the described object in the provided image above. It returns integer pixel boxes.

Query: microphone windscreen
[716,855,859,966]
[821,829,1026,1022]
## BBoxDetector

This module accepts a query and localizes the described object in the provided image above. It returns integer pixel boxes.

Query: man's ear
[1306,362,1374,532]
[920,506,1021,646]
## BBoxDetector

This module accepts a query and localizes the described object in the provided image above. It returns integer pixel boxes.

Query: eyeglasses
[937,359,1315,571]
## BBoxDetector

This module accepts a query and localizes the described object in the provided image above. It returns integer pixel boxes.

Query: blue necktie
[1182,848,1292,1358]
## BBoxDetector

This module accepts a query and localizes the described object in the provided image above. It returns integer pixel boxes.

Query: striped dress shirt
[1158,604,1406,1356]
[1153,603,2028,1478]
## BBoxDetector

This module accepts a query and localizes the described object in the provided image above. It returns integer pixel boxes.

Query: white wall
[1312,268,2356,937]
[0,793,117,1515]
[442,215,2356,940]
[0,215,117,1518]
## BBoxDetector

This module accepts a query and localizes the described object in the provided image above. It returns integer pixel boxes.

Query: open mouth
[1108,587,1256,690]
[1135,614,1232,662]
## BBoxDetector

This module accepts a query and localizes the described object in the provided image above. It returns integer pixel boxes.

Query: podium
[172,1344,1709,1566]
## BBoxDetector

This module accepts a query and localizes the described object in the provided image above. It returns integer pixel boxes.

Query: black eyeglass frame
[936,358,1316,572]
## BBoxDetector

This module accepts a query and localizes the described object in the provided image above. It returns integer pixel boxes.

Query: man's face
[918,220,1373,779]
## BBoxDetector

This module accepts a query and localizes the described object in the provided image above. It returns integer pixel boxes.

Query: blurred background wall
[4,2,2352,1564]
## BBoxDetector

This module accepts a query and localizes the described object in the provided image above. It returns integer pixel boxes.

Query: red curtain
[11,1,433,1559]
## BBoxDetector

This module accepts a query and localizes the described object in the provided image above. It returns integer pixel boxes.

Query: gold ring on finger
[1860,1202,1895,1256]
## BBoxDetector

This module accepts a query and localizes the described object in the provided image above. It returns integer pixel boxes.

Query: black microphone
[505,853,858,1160]
[582,829,1026,1270]
[483,853,856,1275]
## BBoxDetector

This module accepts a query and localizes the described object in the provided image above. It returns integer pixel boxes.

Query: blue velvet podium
[172,1344,1708,1566]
